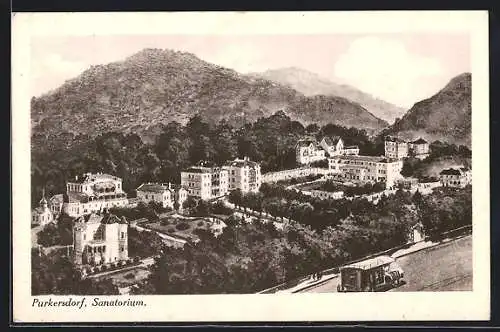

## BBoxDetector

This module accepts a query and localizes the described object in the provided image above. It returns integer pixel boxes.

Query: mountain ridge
[250,67,407,124]
[386,72,471,147]
[31,48,388,140]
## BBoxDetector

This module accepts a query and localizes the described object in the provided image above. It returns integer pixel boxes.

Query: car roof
[341,255,395,271]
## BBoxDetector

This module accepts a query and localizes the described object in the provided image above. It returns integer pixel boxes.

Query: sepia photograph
[12,11,490,322]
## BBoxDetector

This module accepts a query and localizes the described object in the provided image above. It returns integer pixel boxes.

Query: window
[121,232,125,239]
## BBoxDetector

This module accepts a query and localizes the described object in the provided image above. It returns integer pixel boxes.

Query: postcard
[12,10,490,323]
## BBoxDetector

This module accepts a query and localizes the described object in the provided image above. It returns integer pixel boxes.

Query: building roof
[340,164,368,170]
[322,136,342,147]
[225,158,260,168]
[296,138,318,148]
[342,255,395,271]
[385,136,406,143]
[76,212,127,225]
[439,168,463,176]
[411,138,428,144]
[64,191,90,203]
[33,206,50,215]
[49,194,64,203]
[182,167,214,174]
[332,155,397,163]
[136,183,170,193]
[69,172,121,184]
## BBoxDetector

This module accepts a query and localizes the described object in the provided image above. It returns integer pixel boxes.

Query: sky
[30,34,470,108]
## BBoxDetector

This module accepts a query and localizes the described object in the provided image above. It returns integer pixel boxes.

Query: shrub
[101,265,108,271]
[175,222,190,231]
[167,228,175,233]
[197,221,204,227]
[133,256,140,264]
[124,273,135,280]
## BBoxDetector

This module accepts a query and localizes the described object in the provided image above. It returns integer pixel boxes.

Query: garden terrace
[142,214,222,243]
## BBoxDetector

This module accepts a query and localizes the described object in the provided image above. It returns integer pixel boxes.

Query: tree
[228,189,243,208]
[183,196,198,211]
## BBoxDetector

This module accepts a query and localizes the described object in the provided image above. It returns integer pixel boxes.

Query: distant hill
[386,73,471,147]
[30,49,388,141]
[251,67,406,124]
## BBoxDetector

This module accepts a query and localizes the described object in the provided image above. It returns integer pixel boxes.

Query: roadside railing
[257,224,472,294]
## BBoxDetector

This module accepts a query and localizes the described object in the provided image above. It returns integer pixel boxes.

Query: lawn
[295,180,346,192]
[295,180,385,197]
[97,266,151,288]
[143,214,214,242]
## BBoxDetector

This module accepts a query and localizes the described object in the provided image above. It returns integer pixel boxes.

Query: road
[299,235,472,293]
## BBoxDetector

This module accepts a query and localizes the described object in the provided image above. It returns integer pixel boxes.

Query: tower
[118,217,129,261]
[39,188,48,211]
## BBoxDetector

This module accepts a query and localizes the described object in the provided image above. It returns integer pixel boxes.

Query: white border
[12,11,490,322]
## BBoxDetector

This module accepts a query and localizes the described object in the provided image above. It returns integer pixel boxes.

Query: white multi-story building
[295,138,326,164]
[408,138,430,160]
[136,182,188,209]
[73,211,128,266]
[328,155,404,189]
[32,191,54,227]
[181,162,229,200]
[384,136,409,159]
[320,136,344,157]
[224,157,261,193]
[63,173,129,217]
[439,167,472,188]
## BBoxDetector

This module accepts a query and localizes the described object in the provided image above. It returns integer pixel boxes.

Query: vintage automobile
[337,255,405,292]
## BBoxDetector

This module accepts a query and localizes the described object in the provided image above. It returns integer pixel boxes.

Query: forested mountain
[252,67,406,124]
[385,73,471,147]
[31,49,388,141]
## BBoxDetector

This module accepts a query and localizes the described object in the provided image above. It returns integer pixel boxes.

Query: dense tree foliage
[401,141,472,180]
[37,213,74,247]
[32,249,119,295]
[127,228,165,258]
[32,111,382,206]
[134,186,471,294]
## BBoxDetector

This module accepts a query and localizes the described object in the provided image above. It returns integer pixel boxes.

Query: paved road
[300,235,472,293]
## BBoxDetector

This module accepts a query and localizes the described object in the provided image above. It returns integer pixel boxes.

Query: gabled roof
[33,207,50,215]
[64,191,90,203]
[322,136,342,147]
[49,194,64,203]
[296,138,318,148]
[411,138,428,144]
[76,212,127,225]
